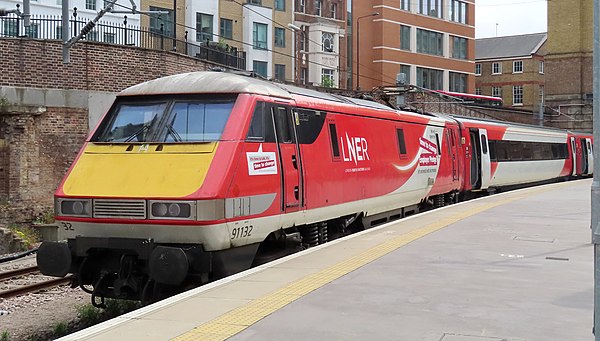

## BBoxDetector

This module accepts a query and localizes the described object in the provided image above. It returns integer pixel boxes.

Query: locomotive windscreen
[93,95,237,143]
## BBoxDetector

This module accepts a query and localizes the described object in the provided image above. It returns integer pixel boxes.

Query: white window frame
[322,32,334,52]
[316,0,322,16]
[475,63,481,76]
[321,68,335,85]
[513,60,523,74]
[492,62,502,75]
[475,88,482,95]
[299,0,305,12]
[539,60,544,74]
[492,86,502,98]
[513,85,523,106]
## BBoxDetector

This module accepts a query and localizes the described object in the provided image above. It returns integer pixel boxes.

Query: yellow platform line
[172,186,554,341]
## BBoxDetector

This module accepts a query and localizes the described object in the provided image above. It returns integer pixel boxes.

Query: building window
[449,72,467,93]
[248,0,261,5]
[513,60,523,73]
[300,27,307,51]
[301,68,307,84]
[492,62,502,75]
[400,25,411,51]
[86,0,96,10]
[450,0,467,24]
[475,88,482,95]
[275,64,286,81]
[298,0,305,12]
[196,13,213,42]
[86,30,98,41]
[322,32,334,52]
[419,0,443,19]
[274,27,285,47]
[274,0,285,11]
[417,29,443,56]
[321,68,335,86]
[3,20,17,37]
[451,36,467,60]
[401,0,410,10]
[315,0,322,16]
[513,85,523,105]
[104,32,115,44]
[220,18,233,39]
[492,86,502,97]
[253,60,268,78]
[253,22,268,49]
[475,63,481,76]
[151,7,173,37]
[400,64,411,84]
[416,67,443,90]
[539,60,544,74]
[331,3,337,18]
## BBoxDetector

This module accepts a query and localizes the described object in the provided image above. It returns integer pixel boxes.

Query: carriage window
[480,135,488,154]
[329,123,340,158]
[434,133,441,155]
[396,129,407,155]
[488,140,496,161]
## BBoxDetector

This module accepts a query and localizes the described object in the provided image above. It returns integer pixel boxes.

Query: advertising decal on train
[419,137,438,167]
[246,144,277,175]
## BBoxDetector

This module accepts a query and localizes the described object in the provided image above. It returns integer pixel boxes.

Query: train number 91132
[231,225,253,239]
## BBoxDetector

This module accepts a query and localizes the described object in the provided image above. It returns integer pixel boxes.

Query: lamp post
[288,23,305,84]
[356,12,379,90]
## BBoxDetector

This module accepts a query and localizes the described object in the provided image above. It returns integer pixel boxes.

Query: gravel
[0,255,89,341]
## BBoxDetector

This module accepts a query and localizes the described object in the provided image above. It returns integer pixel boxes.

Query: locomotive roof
[119,71,293,99]
[118,71,450,124]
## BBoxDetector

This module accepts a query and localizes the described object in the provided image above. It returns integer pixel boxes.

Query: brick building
[352,0,475,92]
[475,33,546,111]
[544,0,592,131]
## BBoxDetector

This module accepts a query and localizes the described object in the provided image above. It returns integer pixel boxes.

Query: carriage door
[446,129,459,181]
[580,138,590,175]
[586,138,594,174]
[570,137,577,176]
[478,129,491,189]
[272,105,302,212]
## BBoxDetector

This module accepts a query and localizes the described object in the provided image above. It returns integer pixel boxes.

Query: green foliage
[321,76,335,88]
[33,209,55,225]
[52,322,68,337]
[0,97,9,113]
[1,330,9,341]
[76,304,103,325]
[7,224,41,250]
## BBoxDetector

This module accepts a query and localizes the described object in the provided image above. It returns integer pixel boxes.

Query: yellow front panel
[63,143,217,198]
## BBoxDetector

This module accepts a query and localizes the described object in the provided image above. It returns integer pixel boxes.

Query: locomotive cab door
[570,137,577,176]
[272,105,304,212]
[469,128,491,190]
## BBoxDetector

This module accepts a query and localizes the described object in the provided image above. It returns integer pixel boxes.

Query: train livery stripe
[171,184,557,341]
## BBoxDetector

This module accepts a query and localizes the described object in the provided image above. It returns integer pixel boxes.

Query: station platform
[60,179,593,341]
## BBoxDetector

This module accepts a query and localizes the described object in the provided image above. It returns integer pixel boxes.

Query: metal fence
[0,12,246,70]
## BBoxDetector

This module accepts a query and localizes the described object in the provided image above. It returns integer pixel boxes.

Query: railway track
[0,265,72,299]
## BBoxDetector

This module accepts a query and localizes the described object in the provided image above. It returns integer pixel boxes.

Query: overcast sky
[476,0,547,38]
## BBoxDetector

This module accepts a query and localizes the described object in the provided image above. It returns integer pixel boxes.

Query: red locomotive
[36,71,593,305]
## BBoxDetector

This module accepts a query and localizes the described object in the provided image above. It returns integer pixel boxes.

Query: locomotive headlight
[56,198,91,217]
[149,201,194,220]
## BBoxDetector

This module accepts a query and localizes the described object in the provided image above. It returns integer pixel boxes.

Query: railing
[0,12,246,70]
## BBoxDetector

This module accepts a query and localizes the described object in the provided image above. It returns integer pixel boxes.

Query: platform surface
[60,179,593,341]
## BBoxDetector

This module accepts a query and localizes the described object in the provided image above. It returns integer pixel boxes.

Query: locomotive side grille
[93,199,147,219]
